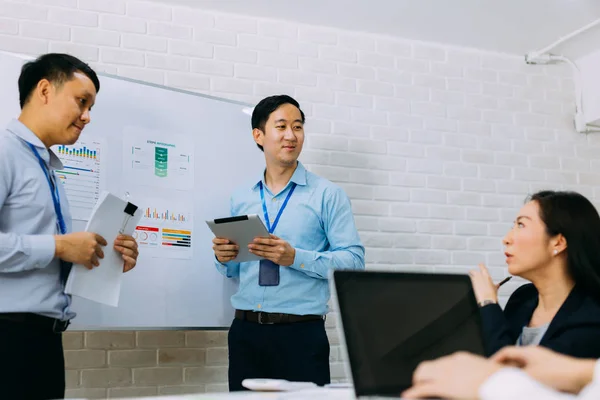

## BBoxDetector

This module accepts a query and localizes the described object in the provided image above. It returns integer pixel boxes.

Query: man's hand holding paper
[55,232,107,269]
[114,234,139,272]
[65,191,143,306]
[55,232,138,273]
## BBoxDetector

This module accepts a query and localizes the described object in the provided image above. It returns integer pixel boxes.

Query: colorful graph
[56,165,96,176]
[133,226,160,247]
[52,140,104,221]
[57,145,98,159]
[143,207,188,223]
[133,225,193,257]
[155,146,168,178]
[134,195,193,259]
[162,228,192,248]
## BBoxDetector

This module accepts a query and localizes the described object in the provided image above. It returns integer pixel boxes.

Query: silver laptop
[330,270,486,398]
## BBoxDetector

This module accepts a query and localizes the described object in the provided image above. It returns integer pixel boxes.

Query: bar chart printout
[134,197,193,259]
[52,140,105,221]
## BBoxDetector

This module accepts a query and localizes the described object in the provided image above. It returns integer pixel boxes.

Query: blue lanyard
[259,182,296,234]
[27,143,67,235]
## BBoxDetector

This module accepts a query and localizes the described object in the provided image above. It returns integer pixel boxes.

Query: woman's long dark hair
[529,190,600,299]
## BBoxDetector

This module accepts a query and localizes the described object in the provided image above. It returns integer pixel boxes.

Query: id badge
[259,259,280,286]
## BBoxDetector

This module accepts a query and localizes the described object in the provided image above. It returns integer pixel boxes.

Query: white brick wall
[0,0,594,396]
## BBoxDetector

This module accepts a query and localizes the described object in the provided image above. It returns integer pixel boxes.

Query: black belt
[0,313,70,333]
[235,310,323,325]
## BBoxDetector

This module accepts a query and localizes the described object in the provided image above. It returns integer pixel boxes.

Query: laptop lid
[331,270,486,397]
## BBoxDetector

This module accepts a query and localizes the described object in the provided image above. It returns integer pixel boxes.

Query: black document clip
[119,202,138,234]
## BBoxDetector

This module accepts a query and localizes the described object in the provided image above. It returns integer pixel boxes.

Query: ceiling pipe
[524,18,600,133]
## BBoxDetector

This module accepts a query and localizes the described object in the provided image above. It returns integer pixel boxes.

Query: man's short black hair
[18,53,100,109]
[251,94,305,152]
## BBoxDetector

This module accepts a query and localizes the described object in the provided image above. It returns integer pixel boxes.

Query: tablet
[206,214,270,262]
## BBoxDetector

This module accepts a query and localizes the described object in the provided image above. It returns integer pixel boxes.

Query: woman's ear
[551,234,567,256]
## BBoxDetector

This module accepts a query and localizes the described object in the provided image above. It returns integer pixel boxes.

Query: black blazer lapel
[541,285,584,342]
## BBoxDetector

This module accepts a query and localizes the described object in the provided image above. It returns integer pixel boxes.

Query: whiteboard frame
[67,326,228,331]
[97,71,253,108]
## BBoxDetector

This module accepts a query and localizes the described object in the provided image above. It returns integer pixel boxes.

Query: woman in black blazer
[470,190,600,358]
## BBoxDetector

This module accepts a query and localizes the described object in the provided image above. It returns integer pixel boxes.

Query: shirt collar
[7,118,64,170]
[253,161,308,190]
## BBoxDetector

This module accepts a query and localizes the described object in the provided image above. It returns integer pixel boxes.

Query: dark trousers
[228,317,331,391]
[0,318,65,400]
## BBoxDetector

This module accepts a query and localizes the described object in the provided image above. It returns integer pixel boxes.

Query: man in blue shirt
[213,95,365,390]
[0,53,139,400]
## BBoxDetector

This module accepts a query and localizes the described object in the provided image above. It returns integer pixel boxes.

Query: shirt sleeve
[0,143,56,273]
[578,360,600,399]
[214,257,240,278]
[214,194,240,278]
[480,368,577,400]
[289,186,365,279]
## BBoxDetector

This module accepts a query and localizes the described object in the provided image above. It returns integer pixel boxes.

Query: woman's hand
[469,263,499,305]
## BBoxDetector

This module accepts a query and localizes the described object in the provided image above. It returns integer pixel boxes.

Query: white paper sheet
[134,196,194,260]
[65,191,142,307]
[122,127,195,191]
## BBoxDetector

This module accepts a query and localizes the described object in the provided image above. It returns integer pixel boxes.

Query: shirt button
[257,304,262,309]
[300,264,305,269]
[272,197,277,202]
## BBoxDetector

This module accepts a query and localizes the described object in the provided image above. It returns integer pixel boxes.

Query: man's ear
[35,79,52,105]
[252,128,264,146]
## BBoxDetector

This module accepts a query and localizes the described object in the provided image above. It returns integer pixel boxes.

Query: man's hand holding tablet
[206,214,271,263]
[213,237,239,263]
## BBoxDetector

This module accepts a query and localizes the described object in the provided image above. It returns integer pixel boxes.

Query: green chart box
[155,147,168,177]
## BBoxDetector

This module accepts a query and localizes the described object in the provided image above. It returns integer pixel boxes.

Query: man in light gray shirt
[0,53,139,400]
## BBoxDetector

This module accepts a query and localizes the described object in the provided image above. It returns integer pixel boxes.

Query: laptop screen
[333,270,486,397]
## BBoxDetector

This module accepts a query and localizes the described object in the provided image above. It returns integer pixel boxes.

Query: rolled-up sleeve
[290,187,365,279]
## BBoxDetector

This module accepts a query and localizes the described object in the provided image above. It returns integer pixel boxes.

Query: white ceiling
[150,0,600,57]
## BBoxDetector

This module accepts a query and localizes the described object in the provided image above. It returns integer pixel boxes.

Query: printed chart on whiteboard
[52,139,105,221]
[122,127,194,191]
[133,197,194,259]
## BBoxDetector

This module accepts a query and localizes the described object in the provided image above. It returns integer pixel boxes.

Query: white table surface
[112,388,356,400]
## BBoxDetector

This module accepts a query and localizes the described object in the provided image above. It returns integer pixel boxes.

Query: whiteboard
[0,51,264,329]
